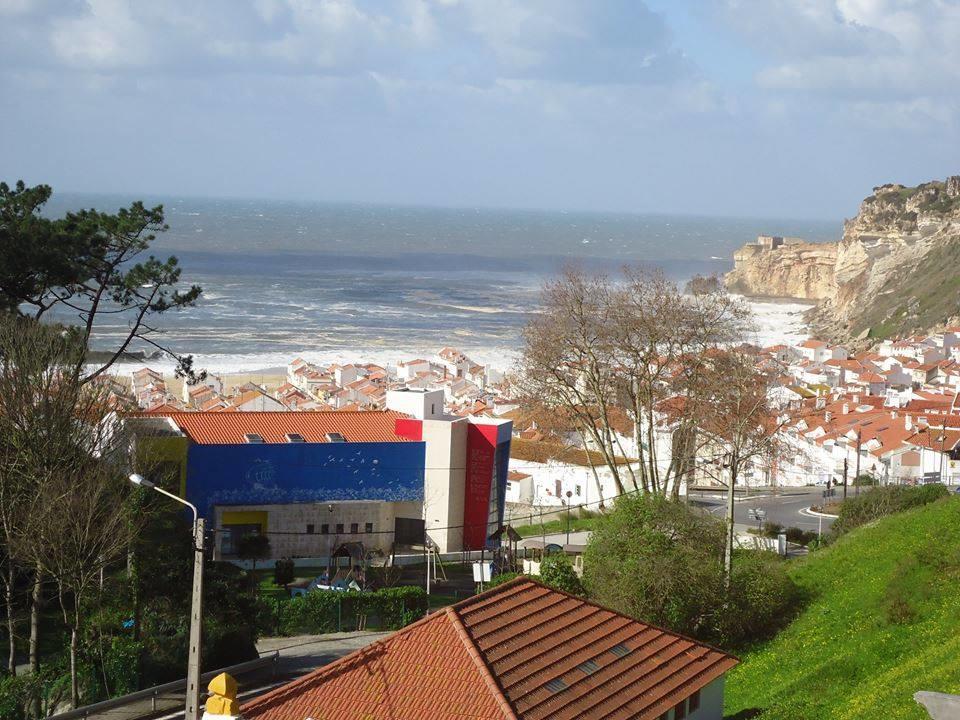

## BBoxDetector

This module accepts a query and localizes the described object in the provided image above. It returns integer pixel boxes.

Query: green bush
[832,484,949,536]
[715,552,802,647]
[584,494,801,649]
[280,586,428,635]
[487,572,521,588]
[538,554,585,596]
[784,527,818,547]
[761,521,784,537]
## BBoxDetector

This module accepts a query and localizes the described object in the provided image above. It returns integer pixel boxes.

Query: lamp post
[564,490,573,546]
[130,473,204,720]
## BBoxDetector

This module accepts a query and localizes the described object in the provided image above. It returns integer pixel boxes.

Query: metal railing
[48,652,279,720]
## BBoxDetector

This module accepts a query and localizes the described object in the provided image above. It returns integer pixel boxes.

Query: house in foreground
[242,577,738,720]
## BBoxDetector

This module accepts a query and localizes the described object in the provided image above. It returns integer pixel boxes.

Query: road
[691,486,837,533]
[150,632,391,720]
[520,488,836,551]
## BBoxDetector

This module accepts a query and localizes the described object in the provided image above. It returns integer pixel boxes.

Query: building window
[350,523,359,534]
[336,523,344,534]
[575,484,582,497]
[688,690,700,712]
[365,522,374,533]
[320,524,329,535]
[306,524,315,534]
[673,700,687,719]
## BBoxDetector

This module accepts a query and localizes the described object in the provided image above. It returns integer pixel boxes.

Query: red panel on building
[464,424,499,550]
[394,418,423,441]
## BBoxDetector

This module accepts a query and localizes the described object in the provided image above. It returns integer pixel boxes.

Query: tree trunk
[29,566,42,673]
[724,460,738,584]
[5,560,15,675]
[70,622,79,709]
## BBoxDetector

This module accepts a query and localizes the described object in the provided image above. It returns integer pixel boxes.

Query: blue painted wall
[185,441,426,517]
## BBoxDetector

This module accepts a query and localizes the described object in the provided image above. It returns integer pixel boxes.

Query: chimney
[203,673,239,720]
[842,403,849,415]
[905,415,913,432]
[825,411,832,423]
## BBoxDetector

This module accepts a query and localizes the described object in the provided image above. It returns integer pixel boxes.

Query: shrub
[274,558,295,589]
[538,555,585,596]
[488,572,521,588]
[280,586,428,635]
[760,521,784,538]
[584,494,804,650]
[714,552,802,647]
[832,484,949,535]
[584,494,726,640]
[784,527,818,546]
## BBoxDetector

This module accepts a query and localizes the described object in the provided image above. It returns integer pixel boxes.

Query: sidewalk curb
[803,506,839,519]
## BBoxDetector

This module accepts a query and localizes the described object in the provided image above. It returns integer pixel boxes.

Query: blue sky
[2,0,959,219]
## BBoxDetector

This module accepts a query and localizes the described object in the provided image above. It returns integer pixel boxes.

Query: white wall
[387,388,446,420]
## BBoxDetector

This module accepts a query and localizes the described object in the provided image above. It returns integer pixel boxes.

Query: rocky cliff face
[725,241,837,300]
[725,176,960,344]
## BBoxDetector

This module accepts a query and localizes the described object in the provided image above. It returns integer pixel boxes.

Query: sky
[2,0,959,219]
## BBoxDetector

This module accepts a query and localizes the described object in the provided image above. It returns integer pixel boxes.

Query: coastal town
[6,3,960,719]
[122,324,960,514]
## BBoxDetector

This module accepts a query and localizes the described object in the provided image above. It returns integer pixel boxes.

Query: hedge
[280,586,428,635]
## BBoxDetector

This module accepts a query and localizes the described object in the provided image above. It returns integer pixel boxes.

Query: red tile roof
[149,410,412,444]
[243,578,737,720]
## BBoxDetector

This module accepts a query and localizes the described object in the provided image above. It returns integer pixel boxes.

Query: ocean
[48,194,838,373]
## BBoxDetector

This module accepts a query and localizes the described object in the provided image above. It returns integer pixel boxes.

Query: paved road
[691,486,836,533]
[151,632,391,720]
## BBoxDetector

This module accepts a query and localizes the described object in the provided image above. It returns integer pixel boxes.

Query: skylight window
[285,433,305,443]
[243,433,264,444]
[577,660,600,675]
[325,432,347,443]
[609,643,631,658]
[545,678,567,693]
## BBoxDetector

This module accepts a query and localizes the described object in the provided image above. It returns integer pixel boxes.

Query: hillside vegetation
[725,497,960,719]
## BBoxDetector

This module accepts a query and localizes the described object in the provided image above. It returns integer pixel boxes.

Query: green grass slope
[725,497,960,720]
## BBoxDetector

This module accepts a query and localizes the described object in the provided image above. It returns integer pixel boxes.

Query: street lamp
[564,490,573,546]
[129,473,204,720]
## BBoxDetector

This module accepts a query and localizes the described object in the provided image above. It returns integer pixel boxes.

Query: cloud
[721,0,960,106]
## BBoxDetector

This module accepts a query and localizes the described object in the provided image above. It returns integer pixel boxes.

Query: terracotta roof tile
[146,410,412,444]
[243,578,737,720]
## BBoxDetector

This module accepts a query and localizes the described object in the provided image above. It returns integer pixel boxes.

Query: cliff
[725,241,837,300]
[725,176,960,344]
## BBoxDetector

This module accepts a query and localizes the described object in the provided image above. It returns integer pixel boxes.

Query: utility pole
[843,457,848,501]
[855,431,862,497]
[185,518,205,720]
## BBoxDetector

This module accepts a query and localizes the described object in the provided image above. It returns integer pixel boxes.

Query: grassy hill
[725,497,960,719]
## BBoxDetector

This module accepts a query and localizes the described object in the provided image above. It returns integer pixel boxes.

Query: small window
[688,689,700,712]
[336,523,344,534]
[350,523,358,534]
[325,432,347,443]
[320,524,329,535]
[365,522,373,533]
[544,678,566,693]
[609,643,630,658]
[575,484,582,497]
[243,433,264,444]
[577,659,599,675]
[674,700,687,720]
[285,433,305,443]
[306,524,315,534]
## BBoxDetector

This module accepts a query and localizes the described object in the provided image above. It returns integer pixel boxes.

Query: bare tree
[685,352,788,578]
[18,454,132,708]
[0,316,134,707]
[519,266,749,500]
